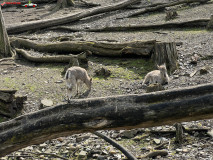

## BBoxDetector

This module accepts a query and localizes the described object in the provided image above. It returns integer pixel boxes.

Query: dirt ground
[0,0,213,159]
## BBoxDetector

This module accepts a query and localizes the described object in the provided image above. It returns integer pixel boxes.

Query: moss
[25,84,37,92]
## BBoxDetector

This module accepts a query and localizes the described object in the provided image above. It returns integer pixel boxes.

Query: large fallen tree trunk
[127,0,210,17]
[51,19,210,32]
[10,37,155,56]
[0,83,213,157]
[6,0,140,35]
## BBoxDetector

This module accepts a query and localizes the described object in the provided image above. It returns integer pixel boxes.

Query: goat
[64,66,92,99]
[142,63,169,86]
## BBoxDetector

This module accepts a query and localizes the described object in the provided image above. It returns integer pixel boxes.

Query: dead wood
[0,90,26,118]
[6,0,141,35]
[0,7,13,58]
[154,142,169,150]
[0,83,213,156]
[51,19,210,32]
[41,0,75,18]
[127,0,210,18]
[10,37,155,57]
[78,0,101,8]
[207,15,213,30]
[94,131,137,160]
[150,128,209,135]
[201,54,213,60]
[174,123,184,144]
[153,42,178,74]
[15,48,87,63]
[142,150,168,158]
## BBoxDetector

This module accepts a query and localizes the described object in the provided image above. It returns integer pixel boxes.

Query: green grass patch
[25,84,37,92]
[2,77,18,90]
[90,57,154,80]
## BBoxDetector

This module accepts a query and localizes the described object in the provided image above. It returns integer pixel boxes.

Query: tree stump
[207,15,213,30]
[152,42,178,74]
[0,6,13,58]
[0,90,27,118]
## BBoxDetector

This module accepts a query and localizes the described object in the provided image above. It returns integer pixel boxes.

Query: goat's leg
[67,87,72,100]
[76,81,79,95]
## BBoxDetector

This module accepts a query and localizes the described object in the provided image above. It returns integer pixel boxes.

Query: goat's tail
[64,69,70,79]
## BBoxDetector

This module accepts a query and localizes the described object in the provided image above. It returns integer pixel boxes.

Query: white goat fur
[65,66,92,99]
[142,64,169,85]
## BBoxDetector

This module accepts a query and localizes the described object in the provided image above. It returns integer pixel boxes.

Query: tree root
[94,131,137,160]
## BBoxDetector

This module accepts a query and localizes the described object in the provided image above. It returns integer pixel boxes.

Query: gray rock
[78,151,87,159]
[40,99,53,109]
[153,138,161,144]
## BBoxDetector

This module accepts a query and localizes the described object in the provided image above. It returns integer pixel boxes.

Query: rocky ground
[0,0,213,159]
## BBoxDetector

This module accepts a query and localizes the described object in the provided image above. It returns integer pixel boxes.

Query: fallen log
[10,37,155,57]
[6,0,140,34]
[15,48,88,63]
[0,83,213,157]
[50,19,210,32]
[127,0,210,18]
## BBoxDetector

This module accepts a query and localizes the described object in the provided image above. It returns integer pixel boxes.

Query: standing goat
[142,63,169,86]
[65,66,92,100]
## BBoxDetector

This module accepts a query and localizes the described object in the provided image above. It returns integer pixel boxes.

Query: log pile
[0,89,26,118]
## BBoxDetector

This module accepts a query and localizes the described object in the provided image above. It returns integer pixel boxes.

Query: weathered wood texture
[10,37,155,57]
[128,0,210,17]
[0,90,26,118]
[0,7,13,58]
[53,19,209,32]
[15,48,88,63]
[0,83,213,157]
[152,42,178,73]
[207,15,213,30]
[6,0,140,34]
